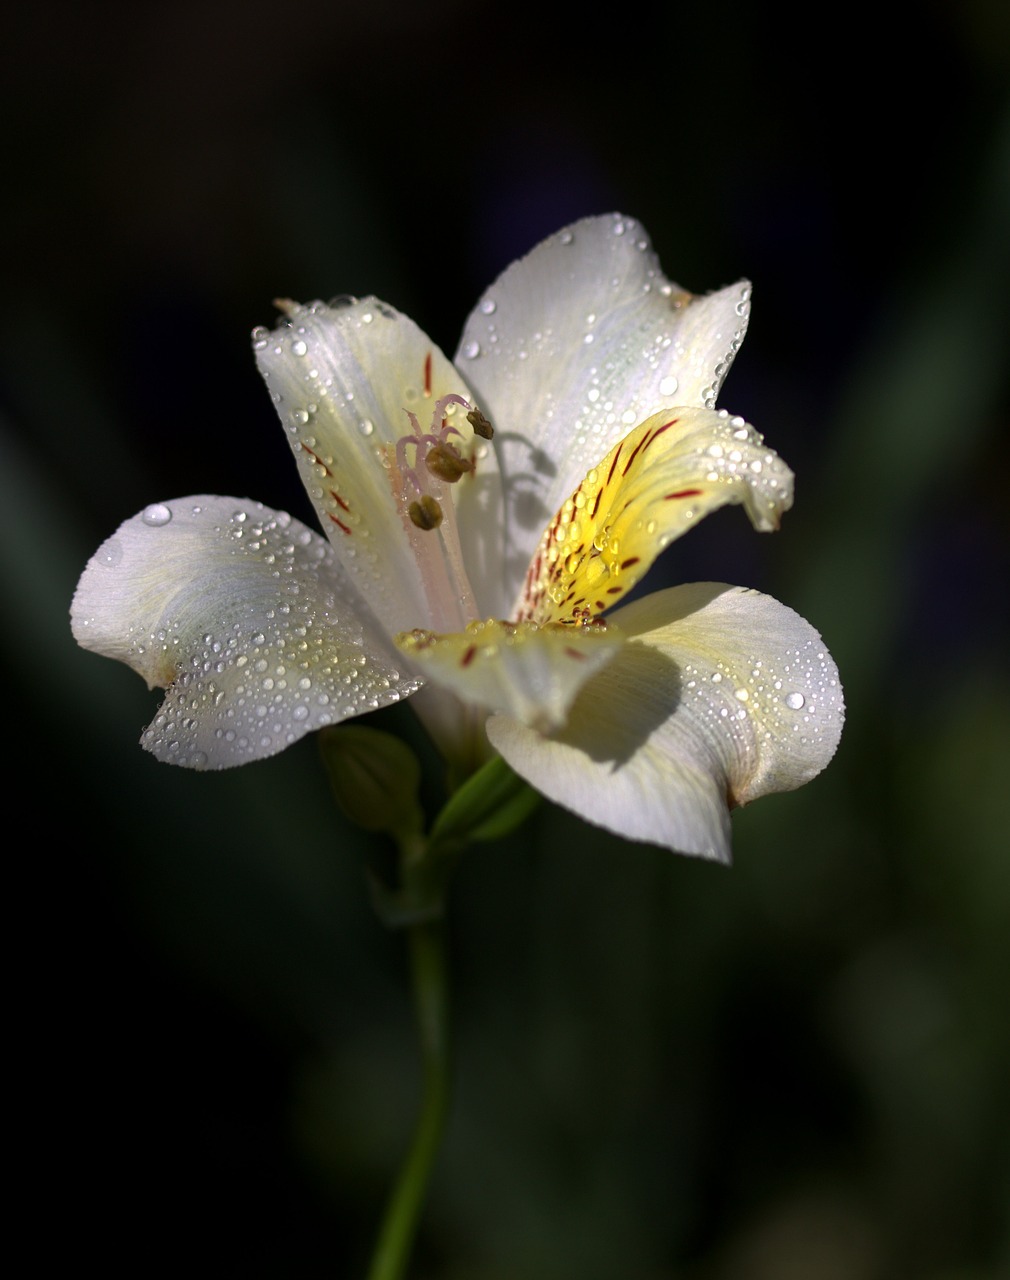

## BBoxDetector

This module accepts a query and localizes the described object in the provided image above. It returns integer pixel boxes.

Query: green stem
[366,914,451,1280]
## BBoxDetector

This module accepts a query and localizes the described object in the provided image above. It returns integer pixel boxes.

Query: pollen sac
[408,494,444,531]
[425,442,472,483]
[467,408,494,439]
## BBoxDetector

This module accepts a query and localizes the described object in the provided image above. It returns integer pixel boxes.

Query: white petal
[254,298,502,631]
[397,619,624,733]
[487,584,843,860]
[456,213,751,608]
[71,496,420,768]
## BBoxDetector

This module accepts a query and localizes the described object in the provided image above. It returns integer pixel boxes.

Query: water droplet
[659,375,679,397]
[785,691,806,710]
[462,340,480,359]
[291,339,308,357]
[480,298,496,315]
[97,539,123,567]
[142,503,172,527]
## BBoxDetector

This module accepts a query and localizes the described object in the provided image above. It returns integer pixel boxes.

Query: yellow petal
[396,618,624,733]
[516,407,793,625]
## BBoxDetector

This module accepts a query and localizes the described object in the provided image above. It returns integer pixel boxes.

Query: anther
[408,495,444,531]
[467,408,494,439]
[425,442,473,483]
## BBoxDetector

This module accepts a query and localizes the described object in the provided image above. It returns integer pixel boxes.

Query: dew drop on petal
[142,503,172,527]
[659,375,679,396]
[785,691,806,710]
[97,539,123,567]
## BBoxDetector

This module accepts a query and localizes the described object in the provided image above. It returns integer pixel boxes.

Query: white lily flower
[71,213,843,860]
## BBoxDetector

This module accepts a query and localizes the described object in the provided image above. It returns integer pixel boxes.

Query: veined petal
[254,298,500,632]
[396,619,624,733]
[517,408,793,625]
[71,496,419,768]
[456,213,752,610]
[487,584,843,861]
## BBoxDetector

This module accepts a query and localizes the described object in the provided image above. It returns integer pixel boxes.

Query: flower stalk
[366,898,452,1280]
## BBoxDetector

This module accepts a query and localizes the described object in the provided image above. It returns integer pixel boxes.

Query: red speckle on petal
[461,644,476,667]
[665,489,703,500]
[424,352,432,397]
[329,490,350,512]
[328,514,352,535]
[564,647,587,660]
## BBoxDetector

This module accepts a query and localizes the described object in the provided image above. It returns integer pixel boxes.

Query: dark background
[3,1,1008,1275]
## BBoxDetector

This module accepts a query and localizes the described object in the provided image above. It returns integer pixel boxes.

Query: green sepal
[428,753,540,852]
[318,724,425,842]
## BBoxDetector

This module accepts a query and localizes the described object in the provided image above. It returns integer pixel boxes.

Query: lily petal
[71,496,419,768]
[396,618,625,733]
[517,407,793,624]
[486,584,844,860]
[254,298,499,632]
[456,213,751,611]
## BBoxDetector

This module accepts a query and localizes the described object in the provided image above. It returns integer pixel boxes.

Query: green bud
[318,724,424,840]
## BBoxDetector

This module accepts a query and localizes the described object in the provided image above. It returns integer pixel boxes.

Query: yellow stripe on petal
[396,619,624,733]
[516,407,794,625]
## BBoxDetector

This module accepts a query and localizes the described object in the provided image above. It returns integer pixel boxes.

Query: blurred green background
[3,1,1008,1275]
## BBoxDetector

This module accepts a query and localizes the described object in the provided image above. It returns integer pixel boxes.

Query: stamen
[388,390,488,634]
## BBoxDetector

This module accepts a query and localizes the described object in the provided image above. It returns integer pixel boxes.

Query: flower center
[388,392,491,635]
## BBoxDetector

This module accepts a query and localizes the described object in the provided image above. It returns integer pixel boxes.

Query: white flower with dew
[71,213,843,861]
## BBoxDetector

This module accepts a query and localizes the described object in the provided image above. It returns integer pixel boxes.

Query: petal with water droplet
[255,298,502,631]
[487,584,843,860]
[517,407,793,623]
[71,496,419,768]
[456,212,752,607]
[397,618,624,734]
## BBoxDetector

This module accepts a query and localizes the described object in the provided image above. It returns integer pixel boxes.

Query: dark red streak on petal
[327,514,352,535]
[424,352,432,397]
[461,644,476,667]
[564,648,587,660]
[664,489,703,500]
[620,556,640,570]
[329,490,351,512]
[301,443,331,475]
[606,444,623,487]
[622,433,650,476]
